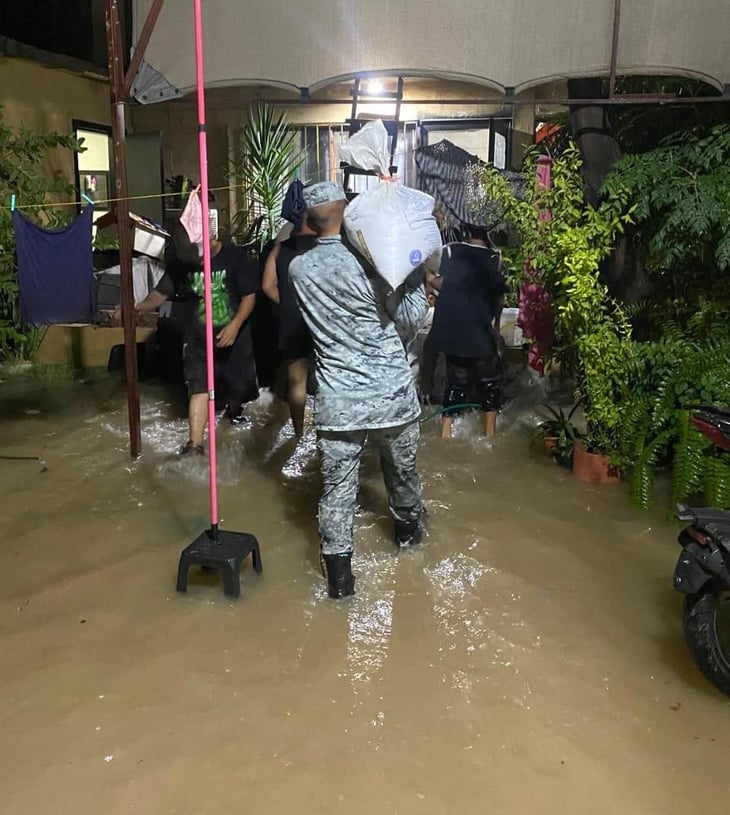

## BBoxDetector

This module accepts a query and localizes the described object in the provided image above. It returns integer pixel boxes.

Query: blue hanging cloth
[13,205,96,325]
[281,179,305,227]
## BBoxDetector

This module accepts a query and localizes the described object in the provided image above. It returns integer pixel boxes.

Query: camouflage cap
[302,181,347,209]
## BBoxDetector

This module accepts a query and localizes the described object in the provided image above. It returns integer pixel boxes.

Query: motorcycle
[673,406,730,695]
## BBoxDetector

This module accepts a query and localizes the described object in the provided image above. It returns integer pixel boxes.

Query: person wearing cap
[288,181,428,599]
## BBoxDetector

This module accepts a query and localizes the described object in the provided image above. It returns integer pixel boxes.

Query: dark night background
[0,0,132,67]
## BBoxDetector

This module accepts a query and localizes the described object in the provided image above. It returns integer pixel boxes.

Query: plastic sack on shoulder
[340,120,442,289]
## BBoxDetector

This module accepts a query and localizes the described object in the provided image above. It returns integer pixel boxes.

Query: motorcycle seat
[677,504,730,538]
[690,405,730,420]
[692,407,730,434]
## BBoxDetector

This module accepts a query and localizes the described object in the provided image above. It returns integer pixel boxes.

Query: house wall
[0,55,110,187]
[130,89,537,234]
[129,103,228,196]
[129,103,229,231]
[0,55,537,228]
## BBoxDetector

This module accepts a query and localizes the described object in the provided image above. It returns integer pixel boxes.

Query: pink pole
[193,0,218,531]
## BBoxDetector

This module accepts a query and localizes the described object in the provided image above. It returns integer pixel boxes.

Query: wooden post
[121,0,166,100]
[608,0,622,99]
[106,0,141,458]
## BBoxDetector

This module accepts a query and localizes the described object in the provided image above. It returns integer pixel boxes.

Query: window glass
[75,126,112,234]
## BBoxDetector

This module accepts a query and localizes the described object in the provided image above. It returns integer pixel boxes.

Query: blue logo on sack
[409,249,423,267]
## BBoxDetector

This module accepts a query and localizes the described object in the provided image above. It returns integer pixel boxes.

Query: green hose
[420,403,483,422]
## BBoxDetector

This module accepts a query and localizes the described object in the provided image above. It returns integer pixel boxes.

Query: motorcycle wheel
[683,588,730,696]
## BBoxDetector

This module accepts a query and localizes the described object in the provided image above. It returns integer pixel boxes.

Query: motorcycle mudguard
[673,542,712,594]
[673,538,730,594]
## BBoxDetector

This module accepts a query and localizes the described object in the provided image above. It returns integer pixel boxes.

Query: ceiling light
[367,79,384,95]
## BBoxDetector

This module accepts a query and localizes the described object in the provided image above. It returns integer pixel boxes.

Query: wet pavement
[0,375,727,814]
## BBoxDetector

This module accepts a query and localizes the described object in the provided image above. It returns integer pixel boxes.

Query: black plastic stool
[177,528,262,599]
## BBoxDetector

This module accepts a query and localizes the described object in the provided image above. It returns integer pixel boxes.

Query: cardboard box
[95,211,170,260]
[129,213,169,259]
[36,324,155,368]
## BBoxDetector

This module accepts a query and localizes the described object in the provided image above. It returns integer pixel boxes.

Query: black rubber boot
[394,517,423,548]
[322,553,356,599]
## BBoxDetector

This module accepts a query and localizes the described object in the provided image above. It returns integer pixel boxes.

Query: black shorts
[183,325,258,404]
[443,353,503,413]
[280,326,313,362]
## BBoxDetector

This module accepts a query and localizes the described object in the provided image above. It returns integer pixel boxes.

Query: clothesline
[0,169,341,213]
[0,181,250,212]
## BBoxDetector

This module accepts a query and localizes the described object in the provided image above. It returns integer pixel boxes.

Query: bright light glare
[367,79,385,95]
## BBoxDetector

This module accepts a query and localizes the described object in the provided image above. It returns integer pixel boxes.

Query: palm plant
[230,104,305,254]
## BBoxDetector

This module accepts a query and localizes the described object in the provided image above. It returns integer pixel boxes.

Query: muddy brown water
[0,375,727,814]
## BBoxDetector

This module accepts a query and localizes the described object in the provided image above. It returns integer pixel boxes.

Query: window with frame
[297,118,511,197]
[298,122,419,192]
[72,121,113,234]
[419,118,512,170]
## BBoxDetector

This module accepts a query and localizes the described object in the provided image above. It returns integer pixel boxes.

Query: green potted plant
[535,402,580,467]
[572,438,622,484]
[569,328,628,484]
[468,141,633,479]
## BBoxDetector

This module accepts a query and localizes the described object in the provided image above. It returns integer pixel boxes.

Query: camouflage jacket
[289,235,428,431]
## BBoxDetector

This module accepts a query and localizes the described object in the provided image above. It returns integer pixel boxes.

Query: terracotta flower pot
[572,440,621,484]
[543,435,558,456]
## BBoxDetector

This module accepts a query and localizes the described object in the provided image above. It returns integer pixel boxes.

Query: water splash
[346,551,397,685]
[281,431,318,480]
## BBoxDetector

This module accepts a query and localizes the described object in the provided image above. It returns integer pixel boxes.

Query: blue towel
[281,180,305,227]
[13,206,96,325]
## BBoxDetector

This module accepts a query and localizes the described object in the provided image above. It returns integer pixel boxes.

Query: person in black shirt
[262,219,318,437]
[132,230,259,454]
[427,225,506,440]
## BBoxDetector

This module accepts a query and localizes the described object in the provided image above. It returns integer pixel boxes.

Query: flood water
[0,372,727,814]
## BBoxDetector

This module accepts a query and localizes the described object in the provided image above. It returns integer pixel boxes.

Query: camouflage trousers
[317,421,423,555]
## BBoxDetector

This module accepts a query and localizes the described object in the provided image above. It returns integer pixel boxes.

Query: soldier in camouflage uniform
[289,181,429,599]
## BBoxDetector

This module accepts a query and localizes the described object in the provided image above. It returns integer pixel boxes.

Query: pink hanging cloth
[518,155,554,375]
[179,184,204,246]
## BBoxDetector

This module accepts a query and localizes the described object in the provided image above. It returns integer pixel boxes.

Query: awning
[131,0,730,103]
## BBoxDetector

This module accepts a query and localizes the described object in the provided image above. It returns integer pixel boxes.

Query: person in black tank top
[427,225,506,441]
[262,221,318,436]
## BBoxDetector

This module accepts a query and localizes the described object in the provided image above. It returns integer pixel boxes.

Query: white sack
[340,120,442,289]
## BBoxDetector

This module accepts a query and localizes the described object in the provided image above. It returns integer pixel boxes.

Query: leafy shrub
[0,109,81,360]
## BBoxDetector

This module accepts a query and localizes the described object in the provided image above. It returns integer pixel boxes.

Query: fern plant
[616,337,730,511]
[671,410,709,509]
[465,129,730,508]
[704,455,730,509]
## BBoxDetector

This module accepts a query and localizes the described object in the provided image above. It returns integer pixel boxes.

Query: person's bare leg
[441,416,454,440]
[485,411,497,440]
[287,357,309,437]
[188,392,208,446]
